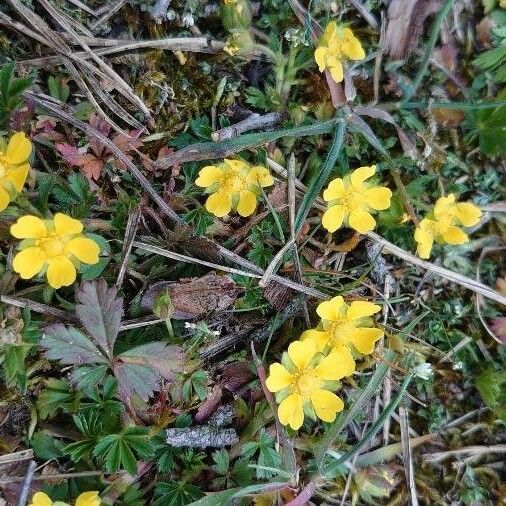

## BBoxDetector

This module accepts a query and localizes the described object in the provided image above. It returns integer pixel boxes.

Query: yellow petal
[346,300,381,320]
[46,256,77,289]
[278,393,304,430]
[12,247,46,279]
[65,237,100,264]
[237,190,257,217]
[322,205,346,233]
[75,491,100,506]
[329,61,344,83]
[314,47,329,72]
[363,186,392,210]
[28,492,53,506]
[342,36,365,60]
[350,327,384,354]
[443,226,468,245]
[323,178,345,201]
[454,202,481,227]
[0,186,10,212]
[6,132,32,165]
[287,339,316,371]
[54,213,83,236]
[316,295,345,321]
[205,190,232,217]
[350,165,376,189]
[415,233,433,259]
[320,21,337,47]
[433,194,455,219]
[348,208,376,233]
[224,158,247,171]
[266,363,293,392]
[195,165,222,187]
[7,163,29,192]
[310,389,344,423]
[247,166,274,187]
[315,345,355,380]
[11,215,47,239]
[300,329,331,353]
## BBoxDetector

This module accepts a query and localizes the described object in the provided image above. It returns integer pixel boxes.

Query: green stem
[401,0,455,104]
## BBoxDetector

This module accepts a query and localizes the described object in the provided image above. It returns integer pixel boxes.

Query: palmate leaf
[42,324,108,365]
[114,342,185,401]
[42,279,185,402]
[76,277,123,358]
[92,426,154,475]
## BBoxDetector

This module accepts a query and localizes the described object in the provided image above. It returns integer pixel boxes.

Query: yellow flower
[75,491,101,506]
[414,194,482,259]
[322,165,392,234]
[0,131,32,212]
[195,158,274,217]
[266,339,355,430]
[501,0,506,8]
[314,21,365,83]
[11,213,100,289]
[301,296,384,357]
[28,491,100,506]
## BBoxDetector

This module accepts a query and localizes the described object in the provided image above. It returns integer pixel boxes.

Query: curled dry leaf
[141,273,243,319]
[383,0,441,59]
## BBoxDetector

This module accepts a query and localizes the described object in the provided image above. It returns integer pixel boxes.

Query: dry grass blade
[37,0,152,124]
[116,207,142,289]
[18,37,226,68]
[399,406,419,506]
[367,232,506,305]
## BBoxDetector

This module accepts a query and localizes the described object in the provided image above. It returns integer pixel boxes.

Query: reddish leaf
[89,113,111,157]
[490,318,506,344]
[56,143,104,179]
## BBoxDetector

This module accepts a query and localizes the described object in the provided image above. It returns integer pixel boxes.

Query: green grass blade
[322,371,415,476]
[158,119,340,168]
[294,119,345,232]
[314,349,396,468]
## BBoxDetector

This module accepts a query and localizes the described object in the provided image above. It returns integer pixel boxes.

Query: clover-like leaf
[76,279,123,358]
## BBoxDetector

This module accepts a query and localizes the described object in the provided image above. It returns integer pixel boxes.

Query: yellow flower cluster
[414,194,482,259]
[314,22,365,83]
[29,491,100,506]
[322,165,392,234]
[0,132,32,211]
[266,296,383,430]
[195,158,274,217]
[0,131,101,290]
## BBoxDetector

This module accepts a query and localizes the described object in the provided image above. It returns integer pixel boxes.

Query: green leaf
[93,427,154,474]
[482,0,497,14]
[322,371,415,476]
[3,344,32,390]
[475,368,506,422]
[295,119,345,231]
[183,370,209,401]
[37,378,80,419]
[315,350,397,468]
[154,481,204,506]
[31,431,64,459]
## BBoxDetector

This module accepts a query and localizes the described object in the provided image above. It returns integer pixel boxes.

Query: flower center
[335,190,364,212]
[327,319,355,345]
[38,236,65,257]
[295,369,320,396]
[222,173,246,193]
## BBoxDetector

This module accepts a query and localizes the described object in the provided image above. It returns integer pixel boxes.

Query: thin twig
[367,232,506,305]
[116,207,142,289]
[17,460,36,506]
[348,0,379,30]
[0,470,107,485]
[211,113,283,141]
